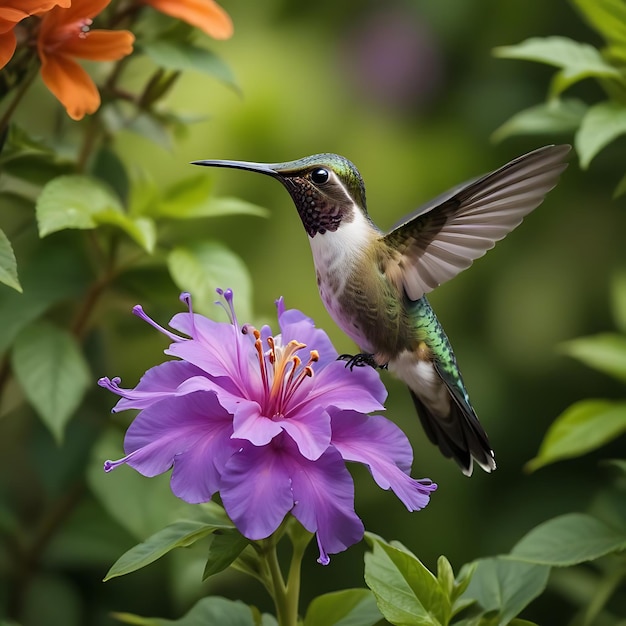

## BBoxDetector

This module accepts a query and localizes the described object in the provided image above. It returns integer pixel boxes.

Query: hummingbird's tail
[408,377,496,476]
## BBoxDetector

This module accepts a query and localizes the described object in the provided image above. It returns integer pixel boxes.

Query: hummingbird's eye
[310,168,330,185]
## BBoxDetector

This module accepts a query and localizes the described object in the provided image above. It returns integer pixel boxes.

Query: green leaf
[202,530,249,580]
[36,175,123,235]
[526,399,626,471]
[92,145,130,205]
[613,171,626,198]
[141,40,238,92]
[89,429,229,540]
[364,533,450,626]
[560,332,626,382]
[510,513,626,566]
[575,101,626,169]
[437,556,455,599]
[151,176,269,220]
[36,175,156,251]
[112,596,259,625]
[462,557,550,626]
[492,99,587,142]
[167,241,253,321]
[11,322,90,443]
[304,589,382,626]
[0,229,21,292]
[494,37,623,95]
[0,241,88,355]
[105,519,233,581]
[570,0,626,47]
[96,209,156,253]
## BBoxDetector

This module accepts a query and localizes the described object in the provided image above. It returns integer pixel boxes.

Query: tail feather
[408,386,495,476]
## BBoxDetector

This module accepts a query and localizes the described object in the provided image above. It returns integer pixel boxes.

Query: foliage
[493,0,626,196]
[1,2,625,626]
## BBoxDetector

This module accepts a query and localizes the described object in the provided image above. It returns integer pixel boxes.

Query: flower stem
[262,537,291,626]
[284,527,311,623]
[258,519,312,626]
[0,63,38,135]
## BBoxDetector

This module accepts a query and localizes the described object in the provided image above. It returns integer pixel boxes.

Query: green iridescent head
[193,153,368,237]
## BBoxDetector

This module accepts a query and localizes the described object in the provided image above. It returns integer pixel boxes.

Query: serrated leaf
[526,399,626,471]
[11,322,90,443]
[462,558,549,626]
[202,530,249,580]
[560,332,626,381]
[494,37,623,96]
[510,513,626,566]
[304,589,382,626]
[36,175,123,236]
[167,242,253,321]
[0,229,21,292]
[575,101,626,169]
[141,40,238,92]
[105,519,233,581]
[112,596,258,625]
[364,533,450,626]
[492,99,587,142]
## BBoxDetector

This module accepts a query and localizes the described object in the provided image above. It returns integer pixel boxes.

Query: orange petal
[0,1,69,23]
[40,53,100,120]
[60,29,134,61]
[143,0,233,39]
[0,28,16,69]
[39,0,112,40]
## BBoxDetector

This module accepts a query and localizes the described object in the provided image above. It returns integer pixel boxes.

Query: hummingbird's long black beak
[191,159,280,178]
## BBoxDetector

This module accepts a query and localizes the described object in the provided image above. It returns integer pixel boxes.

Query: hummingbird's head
[192,153,368,237]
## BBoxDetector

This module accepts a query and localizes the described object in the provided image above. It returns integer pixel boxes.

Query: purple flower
[100,290,436,564]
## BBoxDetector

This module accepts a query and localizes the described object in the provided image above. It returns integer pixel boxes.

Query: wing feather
[382,145,570,301]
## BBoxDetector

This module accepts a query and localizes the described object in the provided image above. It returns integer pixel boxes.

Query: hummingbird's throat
[243,326,319,418]
[283,179,354,237]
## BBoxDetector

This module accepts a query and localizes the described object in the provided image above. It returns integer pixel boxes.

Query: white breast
[308,209,377,349]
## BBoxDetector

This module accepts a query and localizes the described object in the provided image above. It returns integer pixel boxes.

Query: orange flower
[0,0,70,68]
[37,0,134,120]
[142,0,233,40]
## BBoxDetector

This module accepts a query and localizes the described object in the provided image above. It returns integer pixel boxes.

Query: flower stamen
[133,305,182,342]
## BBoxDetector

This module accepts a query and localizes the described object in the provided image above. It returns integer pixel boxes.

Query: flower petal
[0,28,16,69]
[170,419,239,503]
[331,410,436,511]
[0,0,69,23]
[167,329,262,399]
[108,391,233,483]
[289,442,364,564]
[290,360,386,415]
[276,303,338,369]
[60,30,134,61]
[100,361,210,413]
[142,0,233,39]
[220,440,294,540]
[39,54,100,120]
[231,401,283,446]
[279,404,331,461]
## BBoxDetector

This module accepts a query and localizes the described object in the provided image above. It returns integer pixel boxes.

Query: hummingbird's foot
[337,352,380,371]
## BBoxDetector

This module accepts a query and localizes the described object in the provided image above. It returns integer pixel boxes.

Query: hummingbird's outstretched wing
[381,144,570,302]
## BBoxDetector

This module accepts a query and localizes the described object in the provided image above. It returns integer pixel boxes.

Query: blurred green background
[2,0,626,624]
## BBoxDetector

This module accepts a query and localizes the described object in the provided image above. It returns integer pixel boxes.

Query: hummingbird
[193,145,570,475]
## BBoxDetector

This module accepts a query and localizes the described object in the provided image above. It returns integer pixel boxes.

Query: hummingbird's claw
[337,352,380,371]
